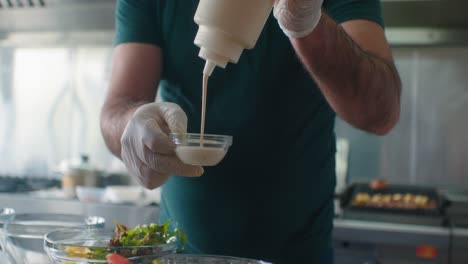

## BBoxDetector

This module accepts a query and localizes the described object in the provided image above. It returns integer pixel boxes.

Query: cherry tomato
[106,253,132,264]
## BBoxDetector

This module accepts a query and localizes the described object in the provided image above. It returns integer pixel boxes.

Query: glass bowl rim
[5,213,105,225]
[3,214,105,238]
[171,133,233,145]
[44,228,178,251]
[129,253,272,263]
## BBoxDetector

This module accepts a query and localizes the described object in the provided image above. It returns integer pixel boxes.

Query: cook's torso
[157,0,336,262]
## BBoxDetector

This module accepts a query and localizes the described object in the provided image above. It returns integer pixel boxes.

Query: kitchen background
[337,47,468,189]
[1,0,468,263]
[1,46,468,189]
[0,3,467,190]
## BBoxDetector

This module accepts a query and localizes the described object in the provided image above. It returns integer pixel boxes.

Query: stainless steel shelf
[387,28,468,47]
[0,1,115,33]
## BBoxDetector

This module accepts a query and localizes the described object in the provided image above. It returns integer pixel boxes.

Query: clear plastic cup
[171,133,233,166]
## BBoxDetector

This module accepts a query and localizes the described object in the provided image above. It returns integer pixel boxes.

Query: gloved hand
[273,0,323,38]
[121,102,204,189]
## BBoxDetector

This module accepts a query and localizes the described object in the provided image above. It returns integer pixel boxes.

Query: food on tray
[392,193,402,202]
[369,179,389,190]
[353,193,371,204]
[351,192,437,210]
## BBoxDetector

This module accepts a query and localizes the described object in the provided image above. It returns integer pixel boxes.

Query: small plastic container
[76,187,105,203]
[171,133,233,166]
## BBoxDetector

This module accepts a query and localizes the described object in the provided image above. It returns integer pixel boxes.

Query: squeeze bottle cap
[203,60,217,77]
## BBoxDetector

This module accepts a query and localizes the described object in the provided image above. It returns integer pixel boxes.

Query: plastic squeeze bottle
[194,0,275,76]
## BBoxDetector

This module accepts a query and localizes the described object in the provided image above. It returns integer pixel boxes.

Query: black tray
[340,183,449,217]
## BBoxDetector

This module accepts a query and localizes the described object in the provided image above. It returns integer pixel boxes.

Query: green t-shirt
[115,1,383,263]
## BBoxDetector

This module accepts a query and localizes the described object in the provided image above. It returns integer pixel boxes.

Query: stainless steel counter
[334,218,452,246]
[2,194,468,263]
[333,218,468,263]
[0,193,159,228]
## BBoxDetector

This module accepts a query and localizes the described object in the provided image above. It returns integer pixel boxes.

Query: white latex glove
[273,0,323,38]
[121,102,204,189]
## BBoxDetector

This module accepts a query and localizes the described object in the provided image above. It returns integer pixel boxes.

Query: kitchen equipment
[0,208,15,223]
[444,191,468,228]
[194,0,274,76]
[103,172,131,186]
[340,183,450,226]
[57,154,104,198]
[44,228,177,264]
[171,133,233,166]
[335,138,350,195]
[2,0,468,47]
[132,254,272,264]
[0,175,60,193]
[0,177,21,193]
[2,213,105,264]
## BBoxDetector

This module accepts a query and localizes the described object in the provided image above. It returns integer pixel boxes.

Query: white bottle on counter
[194,0,274,76]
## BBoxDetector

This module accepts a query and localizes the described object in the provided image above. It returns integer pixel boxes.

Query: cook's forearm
[100,98,148,158]
[291,13,401,135]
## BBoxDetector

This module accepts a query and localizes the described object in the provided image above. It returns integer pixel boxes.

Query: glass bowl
[171,133,233,166]
[0,208,15,262]
[44,228,178,264]
[129,254,272,264]
[3,213,105,264]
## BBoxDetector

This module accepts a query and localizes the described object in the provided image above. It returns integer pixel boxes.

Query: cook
[100,0,402,262]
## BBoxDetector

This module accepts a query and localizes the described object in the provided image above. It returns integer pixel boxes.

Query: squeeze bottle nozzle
[203,60,217,77]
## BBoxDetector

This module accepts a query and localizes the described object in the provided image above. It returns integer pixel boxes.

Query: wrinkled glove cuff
[278,9,322,38]
[273,0,323,39]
